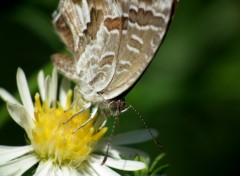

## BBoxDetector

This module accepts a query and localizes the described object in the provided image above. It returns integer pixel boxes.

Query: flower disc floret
[31,91,107,168]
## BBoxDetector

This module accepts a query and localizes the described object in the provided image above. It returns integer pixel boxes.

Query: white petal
[0,88,20,105]
[94,143,121,159]
[37,70,45,101]
[111,129,158,145]
[77,169,92,176]
[91,155,146,171]
[44,76,51,107]
[96,143,148,160]
[59,77,71,108]
[61,167,71,176]
[0,145,33,165]
[51,165,78,176]
[110,145,149,160]
[61,166,76,176]
[7,103,34,137]
[16,68,34,120]
[106,158,146,171]
[34,160,53,176]
[50,68,58,107]
[88,158,120,176]
[35,163,79,176]
[70,168,81,176]
[0,145,17,150]
[81,164,99,176]
[0,153,38,176]
[52,165,63,176]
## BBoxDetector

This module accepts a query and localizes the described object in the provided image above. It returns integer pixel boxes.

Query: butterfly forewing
[101,0,178,100]
[52,0,178,104]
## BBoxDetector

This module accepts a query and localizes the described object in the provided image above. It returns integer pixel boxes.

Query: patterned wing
[100,0,179,100]
[52,0,123,96]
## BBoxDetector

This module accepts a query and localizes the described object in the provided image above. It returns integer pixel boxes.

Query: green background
[0,0,240,175]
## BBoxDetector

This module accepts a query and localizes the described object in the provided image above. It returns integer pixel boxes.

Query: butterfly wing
[52,0,178,102]
[52,0,123,96]
[100,0,179,100]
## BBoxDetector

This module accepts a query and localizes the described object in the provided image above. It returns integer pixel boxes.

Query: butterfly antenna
[125,102,163,149]
[101,116,119,165]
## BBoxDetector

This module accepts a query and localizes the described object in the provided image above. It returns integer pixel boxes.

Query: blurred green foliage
[0,0,240,175]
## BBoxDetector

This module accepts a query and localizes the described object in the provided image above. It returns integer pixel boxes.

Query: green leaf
[149,153,169,176]
[150,164,169,176]
[149,153,166,172]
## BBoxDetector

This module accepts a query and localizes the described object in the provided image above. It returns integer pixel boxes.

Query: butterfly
[52,0,178,117]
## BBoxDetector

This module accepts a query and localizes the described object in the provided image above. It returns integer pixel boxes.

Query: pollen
[31,91,107,167]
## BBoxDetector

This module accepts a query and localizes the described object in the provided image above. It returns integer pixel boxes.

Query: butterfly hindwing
[53,0,122,96]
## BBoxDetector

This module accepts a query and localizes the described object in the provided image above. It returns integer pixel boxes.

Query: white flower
[0,68,153,176]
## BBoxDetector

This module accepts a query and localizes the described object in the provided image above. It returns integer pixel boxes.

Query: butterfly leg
[63,102,91,124]
[72,106,98,133]
[101,115,119,165]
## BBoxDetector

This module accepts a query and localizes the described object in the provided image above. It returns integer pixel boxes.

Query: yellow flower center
[31,90,107,168]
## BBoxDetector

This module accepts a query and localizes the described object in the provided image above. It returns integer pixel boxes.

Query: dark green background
[0,0,240,175]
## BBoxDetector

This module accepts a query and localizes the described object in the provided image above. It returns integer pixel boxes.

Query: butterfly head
[107,98,128,117]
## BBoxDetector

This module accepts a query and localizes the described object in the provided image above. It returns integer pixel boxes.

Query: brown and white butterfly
[52,0,178,117]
